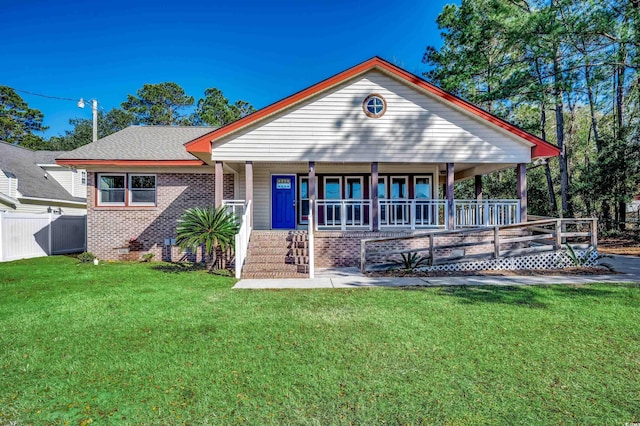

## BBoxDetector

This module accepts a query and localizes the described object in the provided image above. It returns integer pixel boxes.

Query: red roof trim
[185,57,560,159]
[56,159,206,167]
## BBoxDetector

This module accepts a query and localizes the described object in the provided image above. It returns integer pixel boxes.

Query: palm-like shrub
[176,206,239,271]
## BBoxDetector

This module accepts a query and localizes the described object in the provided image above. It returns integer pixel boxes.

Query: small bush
[140,253,155,262]
[77,252,96,263]
[392,251,430,271]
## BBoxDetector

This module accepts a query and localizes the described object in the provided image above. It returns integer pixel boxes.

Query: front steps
[241,231,309,279]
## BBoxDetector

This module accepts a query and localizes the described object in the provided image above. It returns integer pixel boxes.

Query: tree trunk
[535,57,558,214]
[553,45,570,218]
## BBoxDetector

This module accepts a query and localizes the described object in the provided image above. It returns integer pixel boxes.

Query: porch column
[308,162,316,230]
[245,161,253,227]
[517,163,527,223]
[214,161,223,208]
[475,175,483,200]
[446,163,455,230]
[475,175,483,226]
[371,162,379,232]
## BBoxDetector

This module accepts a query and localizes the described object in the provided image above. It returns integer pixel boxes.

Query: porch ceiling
[221,161,517,181]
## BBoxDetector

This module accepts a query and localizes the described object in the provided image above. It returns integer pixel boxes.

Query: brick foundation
[314,229,527,268]
[87,172,234,262]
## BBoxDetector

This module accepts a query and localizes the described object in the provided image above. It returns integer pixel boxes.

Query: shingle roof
[56,126,216,161]
[0,142,85,203]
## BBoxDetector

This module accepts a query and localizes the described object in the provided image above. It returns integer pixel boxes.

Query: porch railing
[313,199,521,230]
[223,199,246,218]
[379,199,448,229]
[315,199,372,231]
[454,199,520,227]
[234,200,252,279]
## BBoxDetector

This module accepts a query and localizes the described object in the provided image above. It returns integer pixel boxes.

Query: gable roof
[56,126,216,167]
[0,142,85,203]
[185,57,560,159]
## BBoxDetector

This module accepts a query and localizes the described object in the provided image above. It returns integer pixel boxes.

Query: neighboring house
[57,57,560,271]
[0,142,87,214]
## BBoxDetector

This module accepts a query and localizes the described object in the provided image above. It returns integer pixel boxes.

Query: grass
[1,256,639,424]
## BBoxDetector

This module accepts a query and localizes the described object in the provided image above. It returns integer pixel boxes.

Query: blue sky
[1,0,455,137]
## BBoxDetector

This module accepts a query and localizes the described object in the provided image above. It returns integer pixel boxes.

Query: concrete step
[241,230,310,278]
[242,263,307,273]
[245,255,309,265]
[242,271,309,279]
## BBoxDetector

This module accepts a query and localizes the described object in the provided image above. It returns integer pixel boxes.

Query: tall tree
[0,86,48,146]
[191,88,255,127]
[424,0,640,230]
[49,108,135,150]
[121,82,194,125]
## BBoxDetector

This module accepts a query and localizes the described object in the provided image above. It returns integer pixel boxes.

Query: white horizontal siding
[12,203,86,215]
[72,169,87,198]
[212,70,532,164]
[44,167,73,195]
[0,174,17,198]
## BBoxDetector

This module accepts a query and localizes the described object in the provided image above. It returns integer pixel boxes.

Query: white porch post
[446,163,455,230]
[245,161,253,227]
[371,162,379,232]
[214,161,223,208]
[517,163,527,223]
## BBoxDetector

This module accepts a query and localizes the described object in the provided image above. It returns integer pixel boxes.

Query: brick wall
[314,229,526,268]
[87,172,234,261]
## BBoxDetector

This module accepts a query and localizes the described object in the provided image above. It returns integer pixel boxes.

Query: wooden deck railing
[360,217,598,272]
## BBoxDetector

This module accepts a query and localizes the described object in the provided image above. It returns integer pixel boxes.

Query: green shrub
[392,251,430,271]
[77,252,96,263]
[140,253,155,262]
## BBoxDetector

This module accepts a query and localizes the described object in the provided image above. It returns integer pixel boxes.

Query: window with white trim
[98,174,126,205]
[129,175,156,206]
[97,173,157,207]
[414,176,432,199]
[81,171,87,185]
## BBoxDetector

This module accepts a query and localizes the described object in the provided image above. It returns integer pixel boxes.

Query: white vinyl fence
[0,212,87,262]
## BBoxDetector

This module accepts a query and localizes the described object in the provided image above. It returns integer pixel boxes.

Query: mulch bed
[599,231,640,256]
[366,267,616,278]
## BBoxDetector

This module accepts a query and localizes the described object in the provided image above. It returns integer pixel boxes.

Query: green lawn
[1,257,639,424]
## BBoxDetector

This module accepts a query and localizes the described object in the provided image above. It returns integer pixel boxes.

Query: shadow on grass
[431,283,632,308]
[438,286,548,308]
[151,262,235,277]
[151,262,207,274]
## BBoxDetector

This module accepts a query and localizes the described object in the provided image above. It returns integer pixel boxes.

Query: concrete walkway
[233,254,640,289]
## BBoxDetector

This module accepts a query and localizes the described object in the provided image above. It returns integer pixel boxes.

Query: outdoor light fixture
[77,98,98,142]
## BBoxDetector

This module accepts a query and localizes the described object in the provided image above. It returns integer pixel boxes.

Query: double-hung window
[98,174,126,206]
[97,173,156,207]
[129,175,156,206]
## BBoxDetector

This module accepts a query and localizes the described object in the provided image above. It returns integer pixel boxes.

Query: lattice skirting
[416,249,600,273]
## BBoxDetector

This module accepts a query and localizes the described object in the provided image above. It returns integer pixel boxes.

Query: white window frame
[323,176,343,199]
[413,175,433,199]
[97,173,126,206]
[81,171,87,185]
[345,176,364,200]
[390,176,409,199]
[128,174,157,206]
[377,176,387,199]
[298,176,315,225]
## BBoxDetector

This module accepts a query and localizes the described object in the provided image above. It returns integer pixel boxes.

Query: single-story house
[57,57,560,274]
[0,142,87,214]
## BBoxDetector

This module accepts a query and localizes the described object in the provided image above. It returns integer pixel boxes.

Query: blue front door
[272,175,296,229]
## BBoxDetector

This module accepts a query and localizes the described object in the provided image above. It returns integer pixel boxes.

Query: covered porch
[216,160,528,232]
